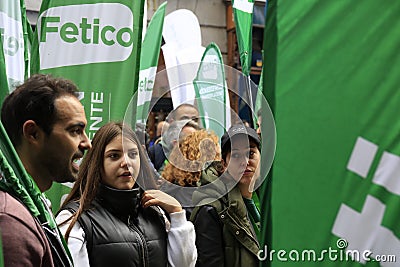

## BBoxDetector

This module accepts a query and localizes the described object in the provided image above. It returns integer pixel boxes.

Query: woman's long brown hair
[58,122,158,241]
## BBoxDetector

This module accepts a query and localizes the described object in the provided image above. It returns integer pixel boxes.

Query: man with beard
[0,74,92,266]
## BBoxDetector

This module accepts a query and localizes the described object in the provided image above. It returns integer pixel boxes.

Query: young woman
[56,122,196,267]
[191,125,261,267]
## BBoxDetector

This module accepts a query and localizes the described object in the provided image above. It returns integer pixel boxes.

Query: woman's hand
[141,190,183,214]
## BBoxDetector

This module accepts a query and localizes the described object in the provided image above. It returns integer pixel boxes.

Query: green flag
[0,39,7,104]
[0,0,32,100]
[232,0,255,125]
[136,2,167,124]
[232,0,254,76]
[259,1,400,266]
[30,0,145,211]
[193,43,228,138]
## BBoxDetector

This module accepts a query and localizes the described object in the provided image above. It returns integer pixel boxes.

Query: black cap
[221,125,261,152]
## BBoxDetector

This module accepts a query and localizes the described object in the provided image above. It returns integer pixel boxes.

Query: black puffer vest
[63,185,168,267]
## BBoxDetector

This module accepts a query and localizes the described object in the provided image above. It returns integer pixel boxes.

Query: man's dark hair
[1,74,79,147]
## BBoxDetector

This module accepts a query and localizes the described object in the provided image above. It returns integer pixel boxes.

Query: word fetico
[40,16,133,47]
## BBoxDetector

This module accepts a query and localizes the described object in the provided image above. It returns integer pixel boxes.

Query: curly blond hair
[162,129,221,186]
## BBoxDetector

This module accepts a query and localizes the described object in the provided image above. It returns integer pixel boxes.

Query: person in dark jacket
[56,122,197,267]
[191,125,261,267]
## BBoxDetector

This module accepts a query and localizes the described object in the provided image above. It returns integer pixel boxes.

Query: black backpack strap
[62,202,94,257]
[40,222,73,267]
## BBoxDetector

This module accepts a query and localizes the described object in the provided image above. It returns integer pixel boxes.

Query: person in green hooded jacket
[191,124,261,267]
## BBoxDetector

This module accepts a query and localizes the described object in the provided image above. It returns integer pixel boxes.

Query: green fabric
[252,190,260,211]
[232,0,254,76]
[136,2,166,124]
[193,42,227,138]
[30,0,145,129]
[0,0,32,101]
[19,0,33,81]
[0,38,8,106]
[243,197,260,239]
[259,0,400,266]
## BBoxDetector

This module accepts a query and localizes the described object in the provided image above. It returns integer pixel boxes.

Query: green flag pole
[19,0,32,81]
[0,39,8,105]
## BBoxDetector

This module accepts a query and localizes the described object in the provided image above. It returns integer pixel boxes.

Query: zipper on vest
[128,215,148,267]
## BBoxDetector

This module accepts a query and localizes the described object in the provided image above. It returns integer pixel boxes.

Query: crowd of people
[0,74,264,267]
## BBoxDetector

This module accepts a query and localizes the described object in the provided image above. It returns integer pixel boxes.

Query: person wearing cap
[190,125,261,267]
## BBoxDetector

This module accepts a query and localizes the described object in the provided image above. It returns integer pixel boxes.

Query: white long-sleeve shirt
[56,209,197,267]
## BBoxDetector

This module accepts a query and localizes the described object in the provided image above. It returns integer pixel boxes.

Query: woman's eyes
[231,153,241,159]
[107,151,138,160]
[109,153,120,159]
[128,151,138,159]
[232,150,257,159]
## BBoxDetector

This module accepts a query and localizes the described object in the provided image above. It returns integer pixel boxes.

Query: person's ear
[22,120,42,144]
[222,158,228,168]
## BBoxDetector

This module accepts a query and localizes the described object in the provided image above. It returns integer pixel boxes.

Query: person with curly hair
[161,129,221,219]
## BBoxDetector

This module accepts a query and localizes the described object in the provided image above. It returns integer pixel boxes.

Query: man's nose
[80,132,92,150]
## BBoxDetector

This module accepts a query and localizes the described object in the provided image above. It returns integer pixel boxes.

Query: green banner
[136,1,167,124]
[30,0,145,211]
[0,0,32,98]
[260,0,400,266]
[193,42,227,139]
[232,0,254,76]
[0,38,7,104]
